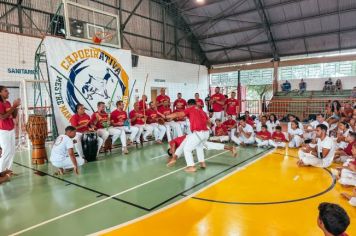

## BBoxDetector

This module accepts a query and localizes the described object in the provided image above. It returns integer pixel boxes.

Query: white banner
[44,37,132,134]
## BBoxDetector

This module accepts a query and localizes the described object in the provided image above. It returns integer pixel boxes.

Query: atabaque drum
[81,132,98,162]
[26,115,48,164]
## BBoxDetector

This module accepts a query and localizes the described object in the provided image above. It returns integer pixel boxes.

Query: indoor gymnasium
[1,0,356,235]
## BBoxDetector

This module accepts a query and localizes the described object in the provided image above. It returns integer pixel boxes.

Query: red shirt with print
[156,95,170,108]
[146,109,159,124]
[110,110,128,127]
[223,119,237,130]
[272,132,286,142]
[256,131,271,140]
[215,124,228,136]
[195,98,204,109]
[90,112,108,129]
[129,110,145,125]
[225,98,239,115]
[0,101,14,130]
[184,106,208,132]
[173,98,187,110]
[70,113,91,132]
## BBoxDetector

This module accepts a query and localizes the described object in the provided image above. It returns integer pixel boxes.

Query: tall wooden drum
[26,115,48,164]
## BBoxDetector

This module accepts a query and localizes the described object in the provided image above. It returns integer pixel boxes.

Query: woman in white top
[287,114,304,132]
[266,113,280,133]
[288,120,304,148]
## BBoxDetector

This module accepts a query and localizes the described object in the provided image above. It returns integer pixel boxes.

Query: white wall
[278,76,356,91]
[131,55,209,105]
[0,31,209,109]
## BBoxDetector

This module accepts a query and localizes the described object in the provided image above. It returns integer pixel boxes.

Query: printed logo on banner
[51,47,130,120]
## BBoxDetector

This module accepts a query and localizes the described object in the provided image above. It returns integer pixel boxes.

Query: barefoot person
[167,135,237,167]
[50,126,84,175]
[166,99,211,172]
[0,86,20,175]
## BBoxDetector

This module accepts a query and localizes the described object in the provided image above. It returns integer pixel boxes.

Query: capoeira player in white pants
[166,99,211,172]
[129,102,154,143]
[110,101,139,145]
[298,124,335,168]
[210,119,230,142]
[166,135,237,167]
[269,125,287,148]
[50,126,84,175]
[90,102,111,154]
[145,102,166,144]
[70,104,104,158]
[0,86,20,178]
[288,120,304,148]
[209,87,226,121]
[231,118,255,146]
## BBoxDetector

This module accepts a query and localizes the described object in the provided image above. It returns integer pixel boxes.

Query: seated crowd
[50,87,356,210]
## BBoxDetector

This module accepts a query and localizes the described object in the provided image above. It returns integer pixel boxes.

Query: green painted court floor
[0,143,271,236]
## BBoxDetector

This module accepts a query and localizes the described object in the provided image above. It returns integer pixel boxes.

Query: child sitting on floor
[336,143,356,187]
[335,132,356,163]
[269,125,287,148]
[210,119,229,143]
[255,124,271,148]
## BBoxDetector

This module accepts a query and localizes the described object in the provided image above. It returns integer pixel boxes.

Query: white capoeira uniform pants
[148,123,166,141]
[213,111,223,121]
[177,121,189,134]
[297,149,333,168]
[269,140,286,148]
[210,136,229,143]
[165,121,183,142]
[108,127,127,149]
[231,134,255,145]
[0,129,15,172]
[338,169,356,186]
[97,128,109,144]
[288,136,303,148]
[255,138,270,147]
[74,132,104,158]
[184,131,210,167]
[118,126,139,143]
[134,124,154,142]
[51,156,85,170]
[175,140,225,158]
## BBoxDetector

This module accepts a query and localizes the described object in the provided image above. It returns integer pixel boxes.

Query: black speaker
[49,14,65,37]
[132,54,139,67]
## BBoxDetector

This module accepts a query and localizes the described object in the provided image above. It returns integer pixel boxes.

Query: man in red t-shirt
[209,87,226,121]
[138,95,148,112]
[145,102,166,143]
[0,86,20,175]
[70,103,104,158]
[269,125,287,148]
[210,119,229,143]
[335,132,356,160]
[224,91,239,119]
[90,102,110,153]
[129,102,153,143]
[195,93,204,110]
[156,88,170,110]
[110,101,139,146]
[158,100,183,142]
[244,111,255,127]
[166,99,211,172]
[255,124,272,147]
[173,93,187,111]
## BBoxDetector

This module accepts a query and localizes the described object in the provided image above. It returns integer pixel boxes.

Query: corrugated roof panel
[305,34,339,52]
[266,6,286,23]
[281,2,302,20]
[320,14,340,31]
[339,11,356,28]
[340,31,356,48]
[300,0,320,17]
[303,18,322,34]
[318,0,338,12]
[271,21,306,39]
[276,39,307,55]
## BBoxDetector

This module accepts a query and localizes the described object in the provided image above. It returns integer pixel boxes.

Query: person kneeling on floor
[298,124,335,168]
[50,126,84,175]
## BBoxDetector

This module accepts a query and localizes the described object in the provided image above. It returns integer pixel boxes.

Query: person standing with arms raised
[210,87,226,121]
[0,86,20,176]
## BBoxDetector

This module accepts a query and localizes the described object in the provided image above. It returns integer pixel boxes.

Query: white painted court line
[9,150,230,236]
[150,153,167,160]
[92,149,276,235]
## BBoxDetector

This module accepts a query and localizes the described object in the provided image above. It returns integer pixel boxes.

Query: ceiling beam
[205,26,356,53]
[121,0,144,31]
[187,0,304,27]
[181,0,224,12]
[209,50,356,73]
[253,0,278,60]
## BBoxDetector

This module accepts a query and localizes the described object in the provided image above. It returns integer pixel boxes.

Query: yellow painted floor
[98,149,356,236]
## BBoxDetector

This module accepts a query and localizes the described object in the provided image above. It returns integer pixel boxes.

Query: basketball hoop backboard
[63,0,121,48]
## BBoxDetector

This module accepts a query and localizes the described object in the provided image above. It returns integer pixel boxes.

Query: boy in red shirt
[224,91,239,120]
[129,102,153,143]
[209,87,225,120]
[269,125,287,148]
[255,124,271,148]
[210,119,229,143]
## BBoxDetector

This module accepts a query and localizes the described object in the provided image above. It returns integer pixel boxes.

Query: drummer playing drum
[70,104,104,159]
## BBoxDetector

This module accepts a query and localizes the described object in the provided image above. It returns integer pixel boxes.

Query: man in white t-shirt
[50,126,85,175]
[231,118,255,146]
[298,124,335,168]
[310,114,329,135]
